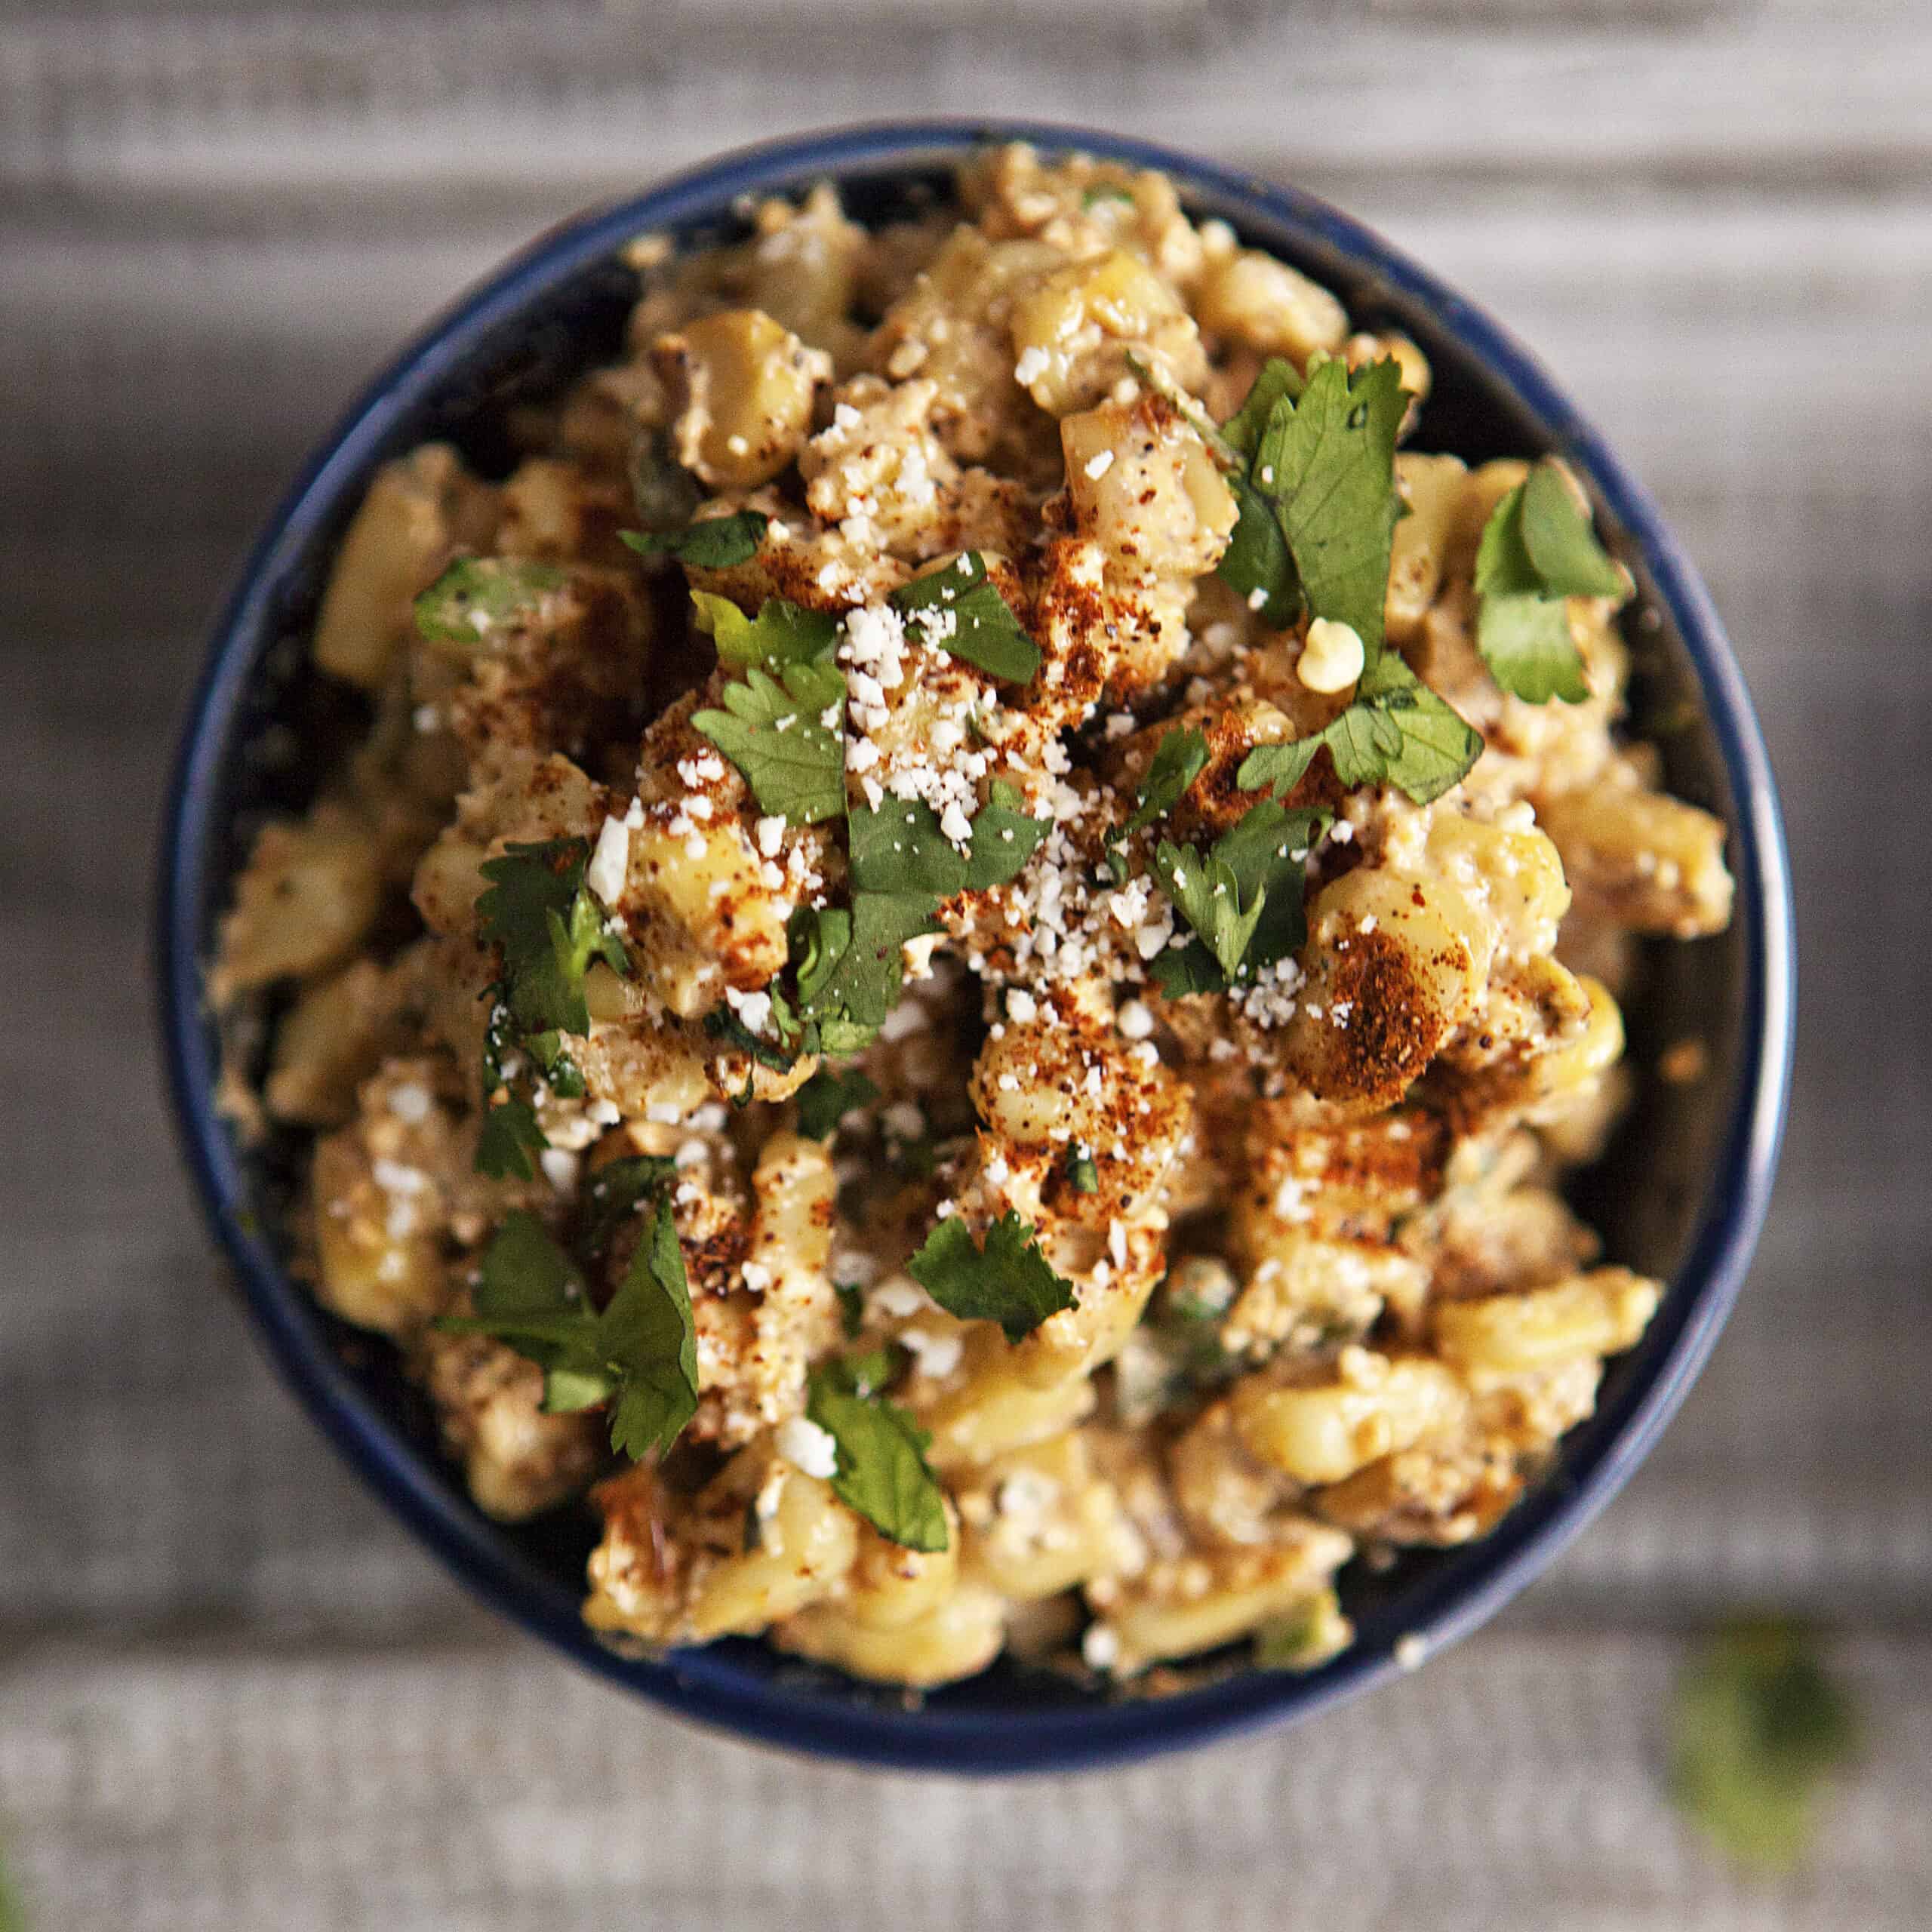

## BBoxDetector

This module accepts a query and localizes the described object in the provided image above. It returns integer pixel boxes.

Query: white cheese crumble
[586,814,630,904]
[1083,448,1116,480]
[1014,345,1051,386]
[898,1326,964,1380]
[1117,999,1155,1041]
[539,1148,580,1195]
[386,1083,432,1124]
[775,1414,839,1480]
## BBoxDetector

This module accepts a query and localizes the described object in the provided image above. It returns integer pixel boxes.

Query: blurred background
[2,0,1928,1926]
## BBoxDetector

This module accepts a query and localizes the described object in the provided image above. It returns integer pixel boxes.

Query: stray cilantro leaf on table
[1236,648,1481,807]
[620,508,768,570]
[806,1362,949,1552]
[414,557,567,647]
[890,552,1041,683]
[1472,460,1623,704]
[692,660,848,824]
[691,589,840,671]
[1669,1616,1859,1873]
[795,1067,879,1140]
[907,1211,1076,1343]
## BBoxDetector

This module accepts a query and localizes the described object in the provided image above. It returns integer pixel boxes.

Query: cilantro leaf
[693,661,847,825]
[1670,1617,1859,1872]
[806,1366,949,1552]
[1472,462,1619,704]
[1155,839,1266,981]
[833,1280,866,1340]
[1122,726,1210,835]
[1066,1147,1099,1194]
[1082,183,1136,208]
[477,838,629,1041]
[1148,940,1226,998]
[414,557,566,647]
[849,791,1046,899]
[1210,798,1329,967]
[1220,355,1305,462]
[703,1002,802,1075]
[601,1200,700,1460]
[1521,461,1626,598]
[438,1185,696,1459]
[792,895,940,1046]
[1217,472,1301,628]
[1236,650,1480,807]
[1253,1590,1351,1672]
[907,1211,1076,1343]
[620,509,768,570]
[964,780,1048,889]
[1249,355,1407,657]
[575,1154,677,1268]
[475,1091,548,1181]
[795,1067,879,1140]
[891,552,1041,683]
[691,589,840,671]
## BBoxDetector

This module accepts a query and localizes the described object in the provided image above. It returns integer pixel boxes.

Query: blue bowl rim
[155,116,1795,1777]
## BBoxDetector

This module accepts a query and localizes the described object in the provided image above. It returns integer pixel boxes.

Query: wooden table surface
[3,2,1928,1924]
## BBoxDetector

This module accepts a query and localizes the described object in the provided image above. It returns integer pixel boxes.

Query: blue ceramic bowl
[158,121,1793,1774]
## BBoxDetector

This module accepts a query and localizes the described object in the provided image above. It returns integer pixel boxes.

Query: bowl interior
[163,126,1778,1772]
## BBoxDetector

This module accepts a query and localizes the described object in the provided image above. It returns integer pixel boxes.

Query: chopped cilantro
[1155,839,1265,982]
[1066,1147,1100,1194]
[906,1211,1076,1343]
[1217,474,1300,628]
[1082,183,1136,208]
[962,780,1051,890]
[792,895,940,1051]
[703,1002,801,1074]
[692,660,847,825]
[1235,648,1481,807]
[806,1361,949,1551]
[472,838,629,1178]
[833,1280,866,1340]
[1121,725,1210,835]
[414,556,566,646]
[475,1090,548,1182]
[795,1067,879,1140]
[1220,355,1305,461]
[574,1154,676,1269]
[1521,460,1626,598]
[890,552,1041,684]
[1251,355,1408,657]
[620,509,768,569]
[1670,1617,1859,1872]
[691,589,840,672]
[1146,798,1329,997]
[434,1197,697,1459]
[1473,460,1621,704]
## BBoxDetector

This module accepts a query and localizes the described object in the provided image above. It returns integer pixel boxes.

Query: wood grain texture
[1,1,1927,1923]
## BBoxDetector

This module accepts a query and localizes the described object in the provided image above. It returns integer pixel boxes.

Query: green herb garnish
[620,509,768,570]
[1121,725,1210,837]
[691,660,848,825]
[691,589,840,672]
[1235,647,1481,807]
[1473,460,1623,704]
[906,1211,1076,1343]
[806,1359,949,1552]
[1066,1147,1100,1194]
[472,838,629,1179]
[890,552,1041,684]
[414,557,567,647]
[435,1198,698,1460]
[795,1067,879,1140]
